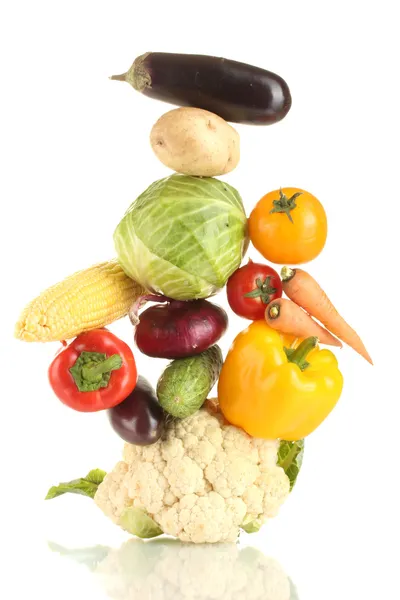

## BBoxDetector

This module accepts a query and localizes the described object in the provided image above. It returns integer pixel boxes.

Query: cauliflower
[49,538,294,600]
[94,401,290,544]
[96,541,292,600]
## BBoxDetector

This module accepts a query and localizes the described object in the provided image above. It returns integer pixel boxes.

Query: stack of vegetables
[15,52,372,544]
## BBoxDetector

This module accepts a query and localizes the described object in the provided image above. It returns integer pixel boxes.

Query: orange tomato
[248,187,327,264]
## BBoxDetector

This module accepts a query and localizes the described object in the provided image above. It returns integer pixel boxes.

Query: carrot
[281,266,372,364]
[265,297,342,347]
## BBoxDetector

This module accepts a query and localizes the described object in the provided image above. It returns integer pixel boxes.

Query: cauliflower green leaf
[45,469,107,500]
[277,440,304,490]
[289,577,300,599]
[120,507,163,539]
[85,468,108,485]
[48,541,110,571]
[240,515,263,534]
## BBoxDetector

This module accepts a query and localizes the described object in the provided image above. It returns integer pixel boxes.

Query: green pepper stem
[284,337,318,371]
[81,354,122,381]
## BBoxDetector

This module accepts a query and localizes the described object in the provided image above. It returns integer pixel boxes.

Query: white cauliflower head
[94,401,290,544]
[49,538,294,600]
[95,539,293,600]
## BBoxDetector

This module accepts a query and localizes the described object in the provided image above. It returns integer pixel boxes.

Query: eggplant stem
[110,54,151,91]
[109,73,127,82]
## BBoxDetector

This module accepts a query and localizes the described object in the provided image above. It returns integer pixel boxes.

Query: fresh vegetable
[290,579,300,600]
[113,174,248,300]
[131,295,228,359]
[111,52,292,125]
[281,266,373,364]
[46,469,106,500]
[277,439,304,490]
[48,542,110,570]
[150,107,240,176]
[48,330,137,412]
[22,43,369,548]
[226,260,282,320]
[240,516,263,534]
[119,507,163,539]
[48,402,290,543]
[218,321,344,440]
[108,375,165,445]
[15,260,145,342]
[249,187,327,264]
[265,297,342,347]
[49,539,295,600]
[157,346,223,418]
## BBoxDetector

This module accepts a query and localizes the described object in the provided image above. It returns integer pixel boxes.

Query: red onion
[130,295,228,359]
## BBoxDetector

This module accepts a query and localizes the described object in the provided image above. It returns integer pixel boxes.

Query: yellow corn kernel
[15,259,146,342]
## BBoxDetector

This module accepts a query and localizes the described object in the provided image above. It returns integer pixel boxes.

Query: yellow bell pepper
[218,321,343,441]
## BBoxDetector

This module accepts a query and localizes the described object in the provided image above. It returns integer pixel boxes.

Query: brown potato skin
[150,107,240,176]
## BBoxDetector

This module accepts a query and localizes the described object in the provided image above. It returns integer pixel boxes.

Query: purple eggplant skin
[108,376,165,445]
[110,52,292,125]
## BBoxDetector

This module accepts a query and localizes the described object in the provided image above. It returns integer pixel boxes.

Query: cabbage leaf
[114,175,248,300]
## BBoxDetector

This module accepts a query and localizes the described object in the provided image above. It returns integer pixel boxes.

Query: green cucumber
[156,345,223,418]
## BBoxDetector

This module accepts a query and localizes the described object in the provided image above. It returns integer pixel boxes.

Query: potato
[150,107,240,176]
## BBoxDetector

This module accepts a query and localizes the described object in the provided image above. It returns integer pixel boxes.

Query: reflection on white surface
[49,538,298,600]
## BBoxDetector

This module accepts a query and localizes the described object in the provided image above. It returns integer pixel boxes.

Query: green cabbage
[113,175,248,300]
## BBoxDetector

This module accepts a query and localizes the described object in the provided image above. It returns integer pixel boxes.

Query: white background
[0,1,399,598]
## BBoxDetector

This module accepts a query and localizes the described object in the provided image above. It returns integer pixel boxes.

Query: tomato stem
[244,275,277,304]
[269,189,302,223]
[284,337,318,371]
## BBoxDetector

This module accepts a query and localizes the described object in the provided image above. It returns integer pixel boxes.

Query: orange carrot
[265,297,342,347]
[281,266,372,364]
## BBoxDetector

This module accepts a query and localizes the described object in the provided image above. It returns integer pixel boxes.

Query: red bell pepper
[49,329,137,412]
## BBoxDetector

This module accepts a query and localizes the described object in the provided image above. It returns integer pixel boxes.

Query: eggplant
[108,376,165,445]
[111,52,291,125]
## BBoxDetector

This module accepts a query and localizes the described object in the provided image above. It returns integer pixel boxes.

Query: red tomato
[226,261,282,320]
[48,329,137,412]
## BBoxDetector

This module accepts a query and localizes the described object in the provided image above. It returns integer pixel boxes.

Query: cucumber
[156,345,223,418]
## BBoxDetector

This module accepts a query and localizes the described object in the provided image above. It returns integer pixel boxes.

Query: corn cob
[15,259,146,342]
